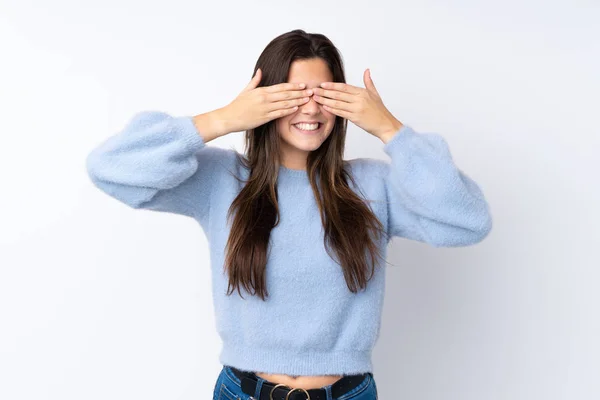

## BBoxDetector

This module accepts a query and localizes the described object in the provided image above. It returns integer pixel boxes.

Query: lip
[292,122,323,135]
[292,121,322,124]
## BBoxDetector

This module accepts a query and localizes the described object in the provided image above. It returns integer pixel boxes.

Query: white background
[1,1,598,399]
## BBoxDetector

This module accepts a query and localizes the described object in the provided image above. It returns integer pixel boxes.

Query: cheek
[321,108,336,122]
[276,117,290,133]
[278,114,295,128]
[325,114,337,129]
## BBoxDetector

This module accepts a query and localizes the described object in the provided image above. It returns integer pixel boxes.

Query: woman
[86,29,492,400]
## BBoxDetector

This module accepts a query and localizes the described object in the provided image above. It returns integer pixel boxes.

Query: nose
[299,94,320,115]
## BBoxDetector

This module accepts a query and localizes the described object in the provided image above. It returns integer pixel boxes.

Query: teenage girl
[86,29,492,400]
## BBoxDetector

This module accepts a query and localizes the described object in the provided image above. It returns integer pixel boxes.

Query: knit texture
[86,111,492,375]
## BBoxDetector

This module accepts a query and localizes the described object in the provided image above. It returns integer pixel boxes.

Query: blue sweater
[86,111,492,375]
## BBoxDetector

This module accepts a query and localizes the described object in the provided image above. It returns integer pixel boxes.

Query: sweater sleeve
[85,110,232,226]
[381,124,492,247]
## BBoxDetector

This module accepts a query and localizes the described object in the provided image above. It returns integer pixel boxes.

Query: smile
[292,122,322,133]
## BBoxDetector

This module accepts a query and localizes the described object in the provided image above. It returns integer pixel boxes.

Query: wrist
[378,119,404,144]
[192,108,230,143]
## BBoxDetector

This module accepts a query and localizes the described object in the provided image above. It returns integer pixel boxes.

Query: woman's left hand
[312,68,404,142]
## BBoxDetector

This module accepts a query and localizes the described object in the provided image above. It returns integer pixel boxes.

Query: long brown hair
[225,29,389,300]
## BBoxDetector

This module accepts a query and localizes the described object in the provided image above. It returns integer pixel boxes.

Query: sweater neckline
[278,164,309,178]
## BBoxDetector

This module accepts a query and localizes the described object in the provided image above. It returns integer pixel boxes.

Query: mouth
[292,122,323,134]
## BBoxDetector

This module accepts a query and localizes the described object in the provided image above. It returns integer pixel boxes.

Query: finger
[313,94,355,112]
[266,88,314,103]
[266,105,299,119]
[322,104,351,119]
[266,96,311,112]
[242,68,261,93]
[312,87,354,103]
[319,81,362,95]
[363,68,380,96]
[263,81,306,93]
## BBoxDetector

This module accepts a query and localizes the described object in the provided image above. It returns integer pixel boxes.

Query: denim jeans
[213,365,378,400]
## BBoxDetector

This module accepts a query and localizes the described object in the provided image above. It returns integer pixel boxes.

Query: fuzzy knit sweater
[85,110,492,375]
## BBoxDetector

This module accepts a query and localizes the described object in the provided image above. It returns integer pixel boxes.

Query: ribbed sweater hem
[219,343,373,376]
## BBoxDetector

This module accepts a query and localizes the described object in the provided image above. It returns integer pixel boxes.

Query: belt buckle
[268,383,310,400]
[285,388,310,400]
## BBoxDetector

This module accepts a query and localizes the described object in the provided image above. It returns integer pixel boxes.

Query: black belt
[229,365,370,400]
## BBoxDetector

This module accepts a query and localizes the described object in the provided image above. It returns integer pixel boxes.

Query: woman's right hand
[220,68,313,133]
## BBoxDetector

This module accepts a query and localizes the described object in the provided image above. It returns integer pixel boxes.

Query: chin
[286,140,323,153]
[284,132,328,152]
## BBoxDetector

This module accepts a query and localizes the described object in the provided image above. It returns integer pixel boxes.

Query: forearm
[192,108,231,143]
[383,125,492,245]
[378,118,404,144]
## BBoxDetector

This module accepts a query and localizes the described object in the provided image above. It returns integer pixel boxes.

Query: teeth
[294,123,319,131]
